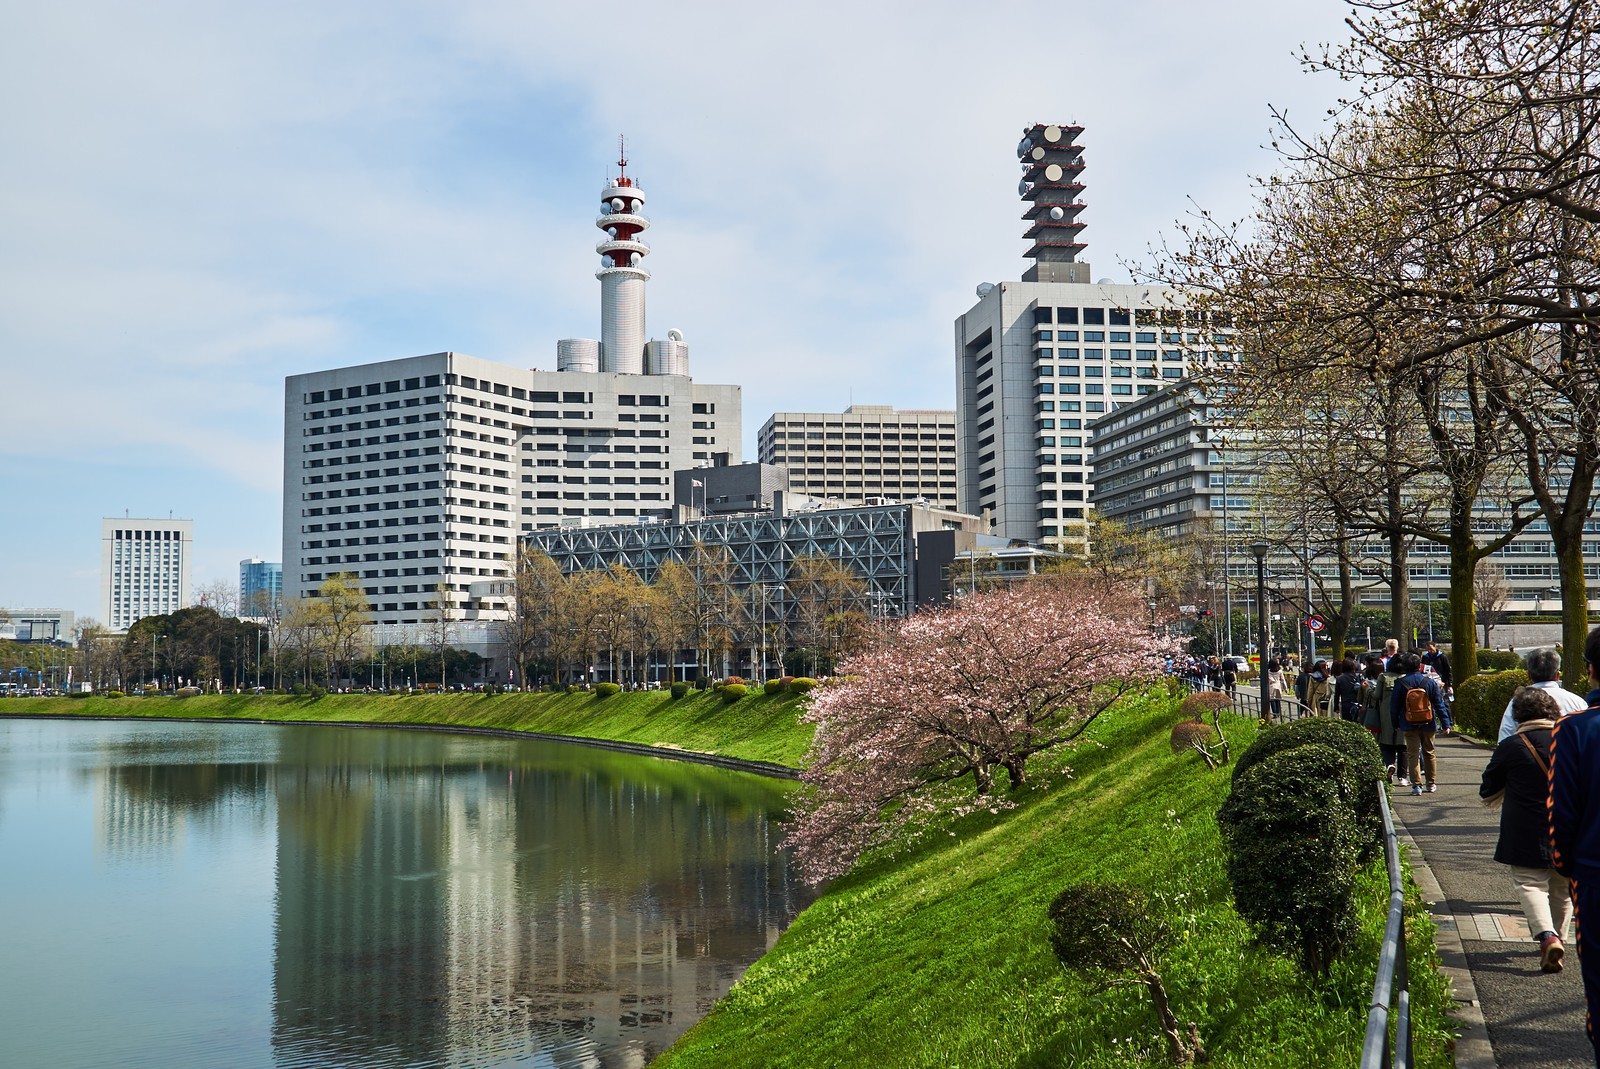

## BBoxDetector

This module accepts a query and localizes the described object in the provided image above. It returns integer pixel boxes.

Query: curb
[0,712,802,780]
[1389,809,1498,1069]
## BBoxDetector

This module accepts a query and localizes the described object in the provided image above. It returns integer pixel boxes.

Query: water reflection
[3,720,810,1069]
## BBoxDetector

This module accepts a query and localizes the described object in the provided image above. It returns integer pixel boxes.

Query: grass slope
[654,698,1455,1069]
[9,690,812,768]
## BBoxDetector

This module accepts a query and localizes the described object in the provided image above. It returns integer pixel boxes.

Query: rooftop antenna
[617,134,628,178]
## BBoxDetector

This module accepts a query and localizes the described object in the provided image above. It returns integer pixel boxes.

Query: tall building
[953,123,1227,551]
[101,518,193,630]
[283,149,741,626]
[239,559,283,616]
[756,405,957,509]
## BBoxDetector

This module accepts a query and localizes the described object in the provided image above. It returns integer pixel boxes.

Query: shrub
[1218,743,1366,976]
[566,683,585,694]
[175,686,202,699]
[1047,882,1206,1066]
[1454,668,1529,739]
[789,677,818,694]
[764,679,784,695]
[595,682,622,697]
[779,675,796,690]
[1177,691,1232,719]
[1233,716,1384,860]
[105,690,125,699]
[724,675,746,686]
[1477,648,1523,672]
[720,683,749,703]
[670,681,690,699]
[1170,719,1216,755]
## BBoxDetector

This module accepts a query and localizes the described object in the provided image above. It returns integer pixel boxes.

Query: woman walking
[1264,659,1286,723]
[1480,686,1569,972]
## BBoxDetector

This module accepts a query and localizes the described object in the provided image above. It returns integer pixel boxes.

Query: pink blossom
[783,577,1180,883]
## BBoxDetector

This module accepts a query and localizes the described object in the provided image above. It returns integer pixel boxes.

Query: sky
[0,0,1355,623]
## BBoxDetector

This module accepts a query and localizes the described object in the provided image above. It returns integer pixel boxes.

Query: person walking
[1391,651,1452,795]
[1362,654,1406,783]
[1549,626,1600,1062]
[1264,659,1286,722]
[1422,640,1454,699]
[1498,647,1589,742]
[1481,686,1570,972]
[1305,659,1332,717]
[1334,658,1362,722]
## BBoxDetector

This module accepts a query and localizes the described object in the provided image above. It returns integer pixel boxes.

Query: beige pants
[1405,730,1436,786]
[1509,864,1572,940]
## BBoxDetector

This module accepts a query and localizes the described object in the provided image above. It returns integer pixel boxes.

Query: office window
[1084,331,1105,342]
[1033,307,1053,323]
[1057,307,1079,323]
[1083,307,1105,325]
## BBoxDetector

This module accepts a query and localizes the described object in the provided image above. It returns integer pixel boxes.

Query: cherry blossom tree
[784,577,1179,883]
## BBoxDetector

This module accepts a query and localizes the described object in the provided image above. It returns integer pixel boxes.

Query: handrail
[1361,777,1413,1069]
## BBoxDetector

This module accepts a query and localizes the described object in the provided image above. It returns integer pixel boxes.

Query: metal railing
[1362,777,1413,1069]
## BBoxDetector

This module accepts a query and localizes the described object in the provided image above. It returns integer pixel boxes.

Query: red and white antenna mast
[595,133,650,373]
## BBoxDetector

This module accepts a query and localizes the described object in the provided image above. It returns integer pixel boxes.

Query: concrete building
[101,518,193,631]
[756,405,958,510]
[952,123,1232,552]
[283,152,741,627]
[0,608,76,644]
[672,459,791,517]
[239,559,283,616]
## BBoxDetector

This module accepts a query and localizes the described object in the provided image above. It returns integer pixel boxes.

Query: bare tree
[193,580,239,619]
[1475,560,1514,650]
[425,581,455,688]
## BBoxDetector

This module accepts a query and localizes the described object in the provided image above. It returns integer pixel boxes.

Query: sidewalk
[1394,732,1591,1067]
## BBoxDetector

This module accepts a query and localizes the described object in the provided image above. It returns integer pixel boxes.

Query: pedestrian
[1382,638,1401,670]
[1221,660,1237,698]
[1361,655,1406,782]
[1264,659,1286,723]
[1481,686,1569,973]
[1305,659,1332,717]
[1422,639,1454,699]
[1391,651,1452,795]
[1549,626,1600,1061]
[1498,648,1588,742]
[1334,658,1362,722]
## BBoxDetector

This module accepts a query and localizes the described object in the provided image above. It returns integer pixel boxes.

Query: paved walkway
[1394,732,1592,1067]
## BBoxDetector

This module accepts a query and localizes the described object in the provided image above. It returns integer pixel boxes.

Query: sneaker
[1386,765,1397,784]
[1398,777,1411,787]
[1542,934,1566,973]
[1427,783,1438,793]
[1411,785,1424,796]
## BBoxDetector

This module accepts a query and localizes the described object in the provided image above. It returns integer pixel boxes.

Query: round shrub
[1048,882,1171,973]
[764,679,783,695]
[1218,743,1366,976]
[595,682,622,697]
[105,690,125,699]
[67,690,92,700]
[789,677,818,695]
[1454,668,1529,739]
[1478,649,1523,672]
[175,686,202,699]
[1233,716,1385,860]
[566,683,584,694]
[670,681,690,699]
[1170,719,1216,756]
[1178,691,1232,719]
[723,675,746,686]
[720,683,749,703]
[779,676,796,689]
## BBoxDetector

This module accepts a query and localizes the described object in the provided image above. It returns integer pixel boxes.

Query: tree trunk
[1557,535,1590,690]
[1448,520,1478,687]
[1142,970,1198,1067]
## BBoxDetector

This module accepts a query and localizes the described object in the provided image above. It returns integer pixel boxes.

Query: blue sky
[0,0,1351,622]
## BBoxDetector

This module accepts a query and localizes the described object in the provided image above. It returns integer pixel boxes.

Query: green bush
[1233,716,1385,861]
[1178,691,1232,719]
[764,679,784,695]
[1454,669,1529,738]
[721,683,749,703]
[105,690,125,699]
[595,682,622,697]
[670,681,690,699]
[779,676,796,690]
[789,677,818,695]
[175,686,202,698]
[66,690,91,700]
[1477,649,1523,672]
[1218,743,1367,976]
[566,683,584,694]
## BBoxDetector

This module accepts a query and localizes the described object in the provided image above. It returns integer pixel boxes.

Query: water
[0,718,812,1068]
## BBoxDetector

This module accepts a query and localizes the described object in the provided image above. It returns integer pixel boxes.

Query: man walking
[1498,647,1588,742]
[1549,627,1600,1064]
[1391,652,1451,795]
[1422,640,1454,698]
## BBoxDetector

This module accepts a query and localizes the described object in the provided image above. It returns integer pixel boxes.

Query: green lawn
[654,697,1455,1068]
[8,689,812,769]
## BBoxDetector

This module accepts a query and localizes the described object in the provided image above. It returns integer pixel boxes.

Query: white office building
[101,518,194,630]
[953,123,1228,551]
[283,151,741,626]
[756,405,958,510]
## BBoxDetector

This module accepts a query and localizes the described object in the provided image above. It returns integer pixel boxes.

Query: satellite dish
[629,252,640,265]
[667,328,684,342]
[1018,179,1031,197]
[976,282,996,298]
[1044,125,1062,142]
[1030,146,1045,161]
[1096,277,1115,285]
[610,198,624,212]
[1044,163,1063,182]
[1016,136,1032,157]
[1049,206,1065,221]
[606,227,617,237]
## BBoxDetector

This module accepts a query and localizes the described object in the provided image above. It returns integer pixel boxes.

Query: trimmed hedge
[105,690,125,699]
[670,681,690,699]
[1454,669,1529,738]
[595,682,622,697]
[1234,716,1385,862]
[764,679,784,695]
[1478,649,1523,672]
[1178,691,1232,719]
[789,677,818,694]
[720,683,749,703]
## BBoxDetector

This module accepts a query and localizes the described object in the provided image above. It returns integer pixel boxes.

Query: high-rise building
[101,518,193,630]
[239,559,283,616]
[283,149,741,626]
[756,405,957,509]
[953,123,1227,551]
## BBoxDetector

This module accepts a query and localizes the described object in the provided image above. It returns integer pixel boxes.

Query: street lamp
[1252,541,1270,723]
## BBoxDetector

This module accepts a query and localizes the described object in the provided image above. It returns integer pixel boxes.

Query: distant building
[101,518,194,630]
[756,405,957,510]
[672,460,791,517]
[239,559,283,616]
[0,608,76,644]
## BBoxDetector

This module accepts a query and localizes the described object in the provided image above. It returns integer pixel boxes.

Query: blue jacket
[1549,691,1600,878]
[1390,672,1451,733]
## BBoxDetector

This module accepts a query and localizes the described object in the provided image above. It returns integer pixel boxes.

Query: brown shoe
[1541,934,1565,973]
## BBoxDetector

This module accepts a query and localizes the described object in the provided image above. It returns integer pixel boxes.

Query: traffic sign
[1307,616,1326,633]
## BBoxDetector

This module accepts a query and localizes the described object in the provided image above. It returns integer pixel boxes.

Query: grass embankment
[656,698,1456,1069]
[9,690,811,769]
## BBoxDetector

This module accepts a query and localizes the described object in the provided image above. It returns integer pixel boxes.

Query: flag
[692,479,703,488]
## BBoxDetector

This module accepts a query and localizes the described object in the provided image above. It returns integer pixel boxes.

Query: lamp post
[1252,541,1270,722]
